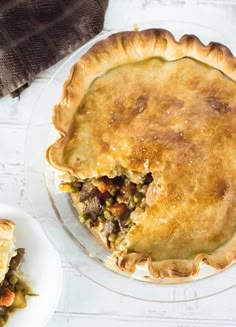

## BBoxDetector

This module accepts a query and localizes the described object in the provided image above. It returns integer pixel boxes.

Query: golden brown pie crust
[47,29,236,278]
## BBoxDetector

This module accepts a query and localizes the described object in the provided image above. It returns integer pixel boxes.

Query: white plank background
[1,0,236,326]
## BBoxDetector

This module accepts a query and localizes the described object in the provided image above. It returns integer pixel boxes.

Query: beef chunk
[10,248,25,270]
[104,220,120,235]
[84,196,103,221]
[113,176,124,187]
[79,181,98,201]
[144,172,153,185]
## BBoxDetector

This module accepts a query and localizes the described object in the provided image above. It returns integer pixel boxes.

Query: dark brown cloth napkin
[0,0,109,97]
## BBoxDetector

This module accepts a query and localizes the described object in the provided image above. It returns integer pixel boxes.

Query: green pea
[80,212,89,223]
[116,195,124,203]
[108,184,115,191]
[104,210,111,219]
[124,178,130,185]
[91,179,99,187]
[98,216,105,223]
[133,193,143,203]
[108,233,117,242]
[9,275,18,286]
[128,199,136,209]
[108,188,117,196]
[140,200,146,209]
[141,185,148,193]
[123,218,131,226]
[105,198,113,207]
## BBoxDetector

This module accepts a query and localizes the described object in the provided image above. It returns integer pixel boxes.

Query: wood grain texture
[0,0,236,326]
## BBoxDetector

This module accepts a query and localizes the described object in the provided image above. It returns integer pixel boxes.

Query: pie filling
[60,173,153,249]
[0,249,33,326]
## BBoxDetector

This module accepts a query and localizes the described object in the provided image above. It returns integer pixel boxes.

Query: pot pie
[0,219,32,326]
[47,28,236,279]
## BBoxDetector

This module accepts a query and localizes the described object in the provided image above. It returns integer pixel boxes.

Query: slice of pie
[0,219,32,326]
[47,28,236,279]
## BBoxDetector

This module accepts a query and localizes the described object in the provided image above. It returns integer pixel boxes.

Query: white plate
[0,204,62,327]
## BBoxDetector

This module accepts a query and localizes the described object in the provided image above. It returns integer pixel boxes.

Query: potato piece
[12,292,26,309]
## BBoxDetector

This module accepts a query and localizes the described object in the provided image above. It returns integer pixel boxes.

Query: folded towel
[0,0,109,97]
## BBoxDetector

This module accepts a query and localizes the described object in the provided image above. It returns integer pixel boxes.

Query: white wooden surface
[1,0,236,326]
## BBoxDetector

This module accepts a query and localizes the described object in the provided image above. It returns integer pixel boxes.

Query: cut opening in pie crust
[60,173,153,249]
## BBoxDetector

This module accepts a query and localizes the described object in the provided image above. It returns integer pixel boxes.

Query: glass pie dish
[25,21,236,302]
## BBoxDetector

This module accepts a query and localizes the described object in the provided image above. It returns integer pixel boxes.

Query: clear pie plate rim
[25,21,236,302]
